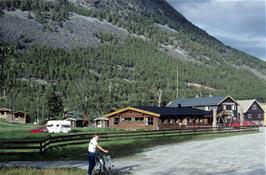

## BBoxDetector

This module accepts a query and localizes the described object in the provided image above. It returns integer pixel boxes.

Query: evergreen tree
[47,86,63,119]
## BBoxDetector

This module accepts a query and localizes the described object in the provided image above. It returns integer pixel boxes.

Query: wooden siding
[108,110,159,130]
[108,109,212,130]
[244,102,264,122]
[217,97,238,118]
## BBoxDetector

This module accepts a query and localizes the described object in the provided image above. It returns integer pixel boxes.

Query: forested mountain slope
[0,0,265,120]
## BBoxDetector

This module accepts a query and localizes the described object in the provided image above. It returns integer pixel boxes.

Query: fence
[0,126,259,154]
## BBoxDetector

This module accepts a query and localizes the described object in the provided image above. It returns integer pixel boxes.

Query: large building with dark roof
[167,96,239,126]
[105,106,212,130]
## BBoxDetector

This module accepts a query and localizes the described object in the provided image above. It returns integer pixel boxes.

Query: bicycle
[93,152,114,175]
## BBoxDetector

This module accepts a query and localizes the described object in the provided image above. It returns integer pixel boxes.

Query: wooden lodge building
[105,106,212,130]
[167,96,239,126]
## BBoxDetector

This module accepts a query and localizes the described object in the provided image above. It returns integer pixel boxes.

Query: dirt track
[115,129,265,175]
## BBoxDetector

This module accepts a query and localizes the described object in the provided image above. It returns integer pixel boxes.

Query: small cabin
[13,111,30,124]
[0,108,12,121]
[93,117,109,128]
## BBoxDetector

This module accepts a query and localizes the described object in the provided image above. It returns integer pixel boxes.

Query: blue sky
[168,0,266,61]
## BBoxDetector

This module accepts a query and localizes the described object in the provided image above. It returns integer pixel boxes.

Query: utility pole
[176,64,179,99]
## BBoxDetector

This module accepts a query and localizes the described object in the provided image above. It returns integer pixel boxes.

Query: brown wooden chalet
[105,106,212,130]
[0,108,30,124]
[237,100,264,125]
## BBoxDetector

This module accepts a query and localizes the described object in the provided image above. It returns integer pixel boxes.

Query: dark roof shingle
[167,96,226,107]
[136,106,212,117]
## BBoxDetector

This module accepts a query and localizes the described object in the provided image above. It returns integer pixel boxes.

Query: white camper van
[46,120,71,133]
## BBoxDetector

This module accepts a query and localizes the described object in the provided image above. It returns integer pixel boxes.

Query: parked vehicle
[30,127,48,133]
[46,120,71,133]
[225,121,257,128]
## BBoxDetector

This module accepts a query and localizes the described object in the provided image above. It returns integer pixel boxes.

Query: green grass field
[0,168,86,175]
[0,119,117,141]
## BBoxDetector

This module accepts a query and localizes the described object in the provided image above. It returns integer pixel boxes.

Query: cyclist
[88,134,108,175]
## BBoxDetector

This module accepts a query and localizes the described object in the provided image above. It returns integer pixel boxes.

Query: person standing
[88,134,108,175]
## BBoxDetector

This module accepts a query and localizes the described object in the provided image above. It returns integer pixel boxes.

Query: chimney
[178,104,182,108]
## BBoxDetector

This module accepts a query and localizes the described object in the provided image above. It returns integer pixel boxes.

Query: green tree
[47,86,63,119]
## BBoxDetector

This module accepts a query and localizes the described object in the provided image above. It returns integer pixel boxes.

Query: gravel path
[1,129,265,175]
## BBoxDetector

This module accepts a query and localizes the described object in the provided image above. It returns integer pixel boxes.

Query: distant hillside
[0,0,265,120]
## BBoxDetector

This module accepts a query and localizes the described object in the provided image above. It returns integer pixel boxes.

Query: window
[135,117,144,121]
[248,114,252,119]
[205,106,209,111]
[124,117,132,122]
[232,105,235,110]
[62,125,70,128]
[114,118,119,125]
[148,117,153,125]
[226,105,232,110]
[252,104,257,110]
[258,114,262,119]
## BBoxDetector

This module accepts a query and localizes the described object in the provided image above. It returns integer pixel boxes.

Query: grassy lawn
[0,167,86,175]
[0,119,118,141]
[0,130,258,162]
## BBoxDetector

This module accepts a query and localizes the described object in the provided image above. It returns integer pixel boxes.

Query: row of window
[161,118,208,124]
[113,117,153,125]
[205,104,259,111]
[204,104,236,111]
[247,113,262,119]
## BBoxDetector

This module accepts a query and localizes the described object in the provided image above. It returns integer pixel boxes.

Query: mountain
[0,0,266,120]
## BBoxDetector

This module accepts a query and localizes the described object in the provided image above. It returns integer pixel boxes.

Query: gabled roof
[13,111,29,115]
[65,117,84,121]
[167,96,237,107]
[93,117,108,121]
[0,108,12,112]
[237,100,263,113]
[104,106,212,118]
[104,107,160,118]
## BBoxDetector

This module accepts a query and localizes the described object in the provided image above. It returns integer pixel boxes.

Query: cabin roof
[0,108,12,112]
[237,100,263,113]
[93,117,108,121]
